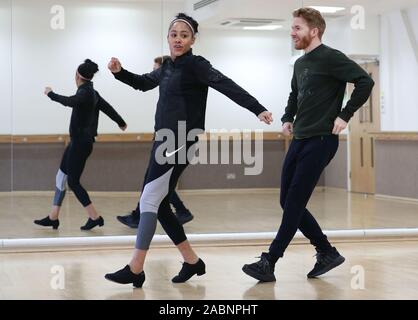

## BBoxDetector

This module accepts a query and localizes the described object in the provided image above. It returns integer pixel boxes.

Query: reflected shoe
[105,265,145,288]
[307,247,345,278]
[175,209,194,225]
[117,210,140,228]
[80,216,104,230]
[242,252,276,282]
[172,258,206,283]
[34,216,59,230]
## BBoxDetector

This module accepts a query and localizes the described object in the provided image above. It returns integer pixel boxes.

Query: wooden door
[349,62,380,194]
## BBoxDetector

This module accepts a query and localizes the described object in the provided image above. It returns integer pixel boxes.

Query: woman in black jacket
[105,13,273,288]
[34,59,127,231]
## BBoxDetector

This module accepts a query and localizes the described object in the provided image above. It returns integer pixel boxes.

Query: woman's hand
[258,111,273,125]
[108,57,122,73]
[44,87,52,95]
[120,124,127,131]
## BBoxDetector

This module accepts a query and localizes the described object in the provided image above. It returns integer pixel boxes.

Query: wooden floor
[1,188,418,239]
[1,240,418,299]
[2,188,416,300]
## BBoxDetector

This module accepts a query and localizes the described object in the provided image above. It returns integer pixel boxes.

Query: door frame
[347,57,380,194]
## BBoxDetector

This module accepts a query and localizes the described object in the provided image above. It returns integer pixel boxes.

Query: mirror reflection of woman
[105,13,273,288]
[34,59,127,231]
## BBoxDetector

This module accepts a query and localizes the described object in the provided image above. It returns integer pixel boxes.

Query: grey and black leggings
[135,138,196,250]
[53,136,94,207]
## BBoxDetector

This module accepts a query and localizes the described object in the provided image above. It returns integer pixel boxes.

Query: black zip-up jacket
[47,81,126,138]
[113,50,267,133]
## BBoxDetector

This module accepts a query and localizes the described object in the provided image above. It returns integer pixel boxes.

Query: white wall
[351,14,380,56]
[324,14,380,56]
[193,28,292,131]
[380,6,418,131]
[323,16,352,54]
[11,0,182,135]
[0,1,12,135]
[10,0,291,135]
[7,1,418,134]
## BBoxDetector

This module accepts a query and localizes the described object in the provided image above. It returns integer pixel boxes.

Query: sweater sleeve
[47,87,88,108]
[328,50,375,122]
[281,70,298,124]
[193,56,267,117]
[96,93,126,128]
[113,67,161,92]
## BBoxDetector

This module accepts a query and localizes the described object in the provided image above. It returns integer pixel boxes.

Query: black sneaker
[117,210,140,228]
[307,247,345,278]
[242,252,276,282]
[80,216,104,230]
[175,209,194,225]
[105,265,145,288]
[34,216,59,230]
[172,258,206,283]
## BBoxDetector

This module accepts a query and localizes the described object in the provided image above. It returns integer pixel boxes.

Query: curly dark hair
[171,12,199,34]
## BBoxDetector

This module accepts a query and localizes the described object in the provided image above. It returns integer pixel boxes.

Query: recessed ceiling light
[309,6,346,14]
[243,25,283,31]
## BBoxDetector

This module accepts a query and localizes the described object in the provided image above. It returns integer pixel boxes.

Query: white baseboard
[2,228,418,253]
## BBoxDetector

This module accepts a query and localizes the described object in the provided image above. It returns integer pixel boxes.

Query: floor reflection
[1,188,418,239]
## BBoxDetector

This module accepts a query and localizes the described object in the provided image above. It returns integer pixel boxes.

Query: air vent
[323,13,347,19]
[194,0,219,11]
[219,18,284,28]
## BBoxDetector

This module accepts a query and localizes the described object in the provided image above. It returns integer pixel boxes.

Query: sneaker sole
[116,217,139,229]
[307,256,345,278]
[242,265,276,282]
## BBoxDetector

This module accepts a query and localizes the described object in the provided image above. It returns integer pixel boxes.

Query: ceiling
[187,0,418,28]
[67,0,418,13]
[44,0,418,29]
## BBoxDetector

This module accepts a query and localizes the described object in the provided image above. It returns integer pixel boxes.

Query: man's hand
[332,117,348,135]
[282,122,293,136]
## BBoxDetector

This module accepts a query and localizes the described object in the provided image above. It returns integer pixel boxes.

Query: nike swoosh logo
[165,145,185,157]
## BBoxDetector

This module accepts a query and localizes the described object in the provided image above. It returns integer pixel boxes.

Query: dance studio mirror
[0,0,12,231]
[2,0,418,242]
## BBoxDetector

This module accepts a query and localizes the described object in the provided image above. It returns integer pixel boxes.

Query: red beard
[295,34,314,50]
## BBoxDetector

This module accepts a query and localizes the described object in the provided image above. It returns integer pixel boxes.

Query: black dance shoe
[80,216,104,230]
[105,265,145,288]
[34,216,59,230]
[172,258,206,283]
